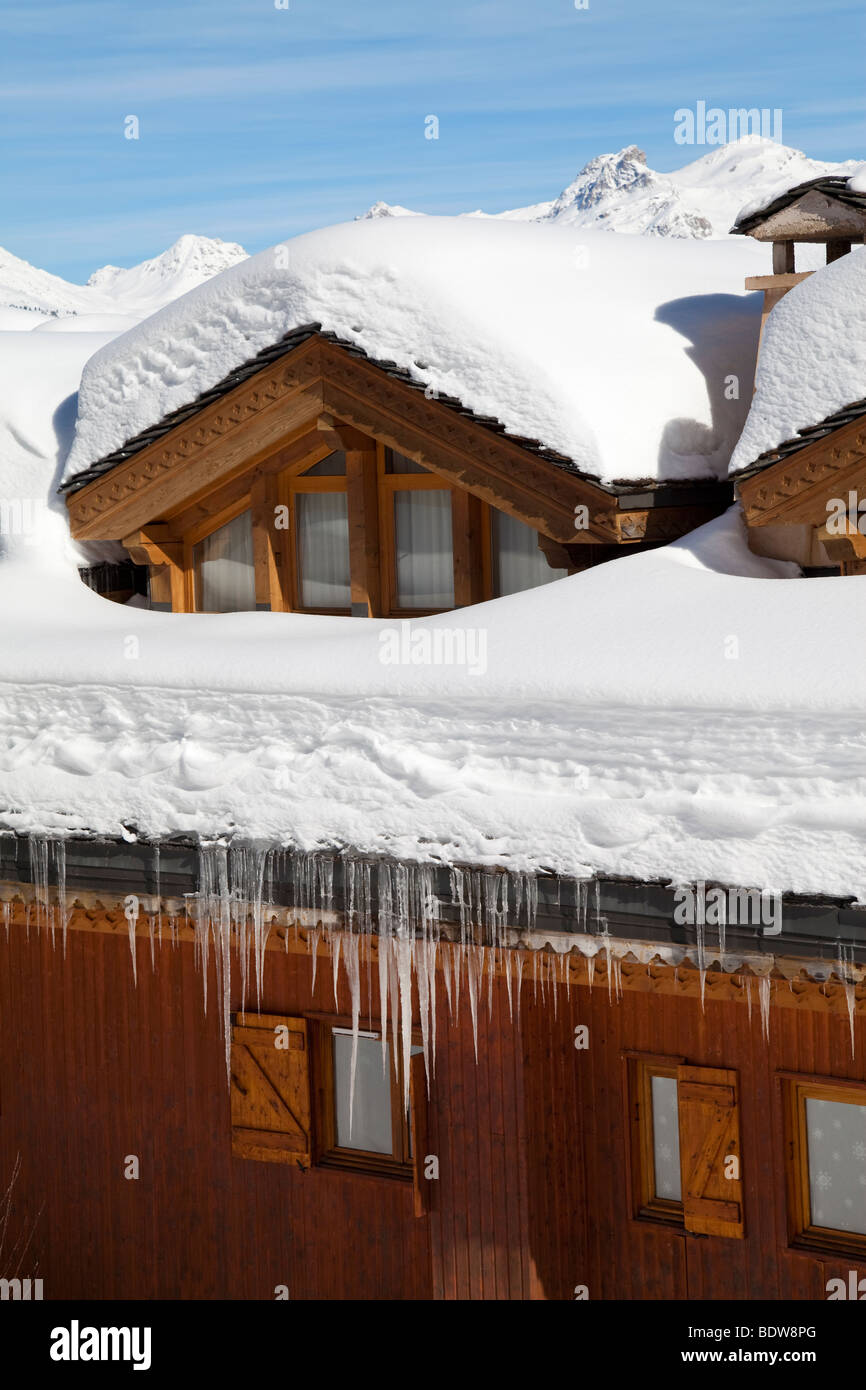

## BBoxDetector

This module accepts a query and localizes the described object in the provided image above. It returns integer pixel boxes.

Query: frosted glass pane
[492,510,567,596]
[296,491,351,609]
[333,1032,392,1154]
[394,490,454,608]
[806,1097,866,1235]
[651,1074,681,1202]
[194,509,256,613]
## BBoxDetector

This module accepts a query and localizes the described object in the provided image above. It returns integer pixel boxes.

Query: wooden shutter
[677,1065,744,1238]
[230,1012,311,1167]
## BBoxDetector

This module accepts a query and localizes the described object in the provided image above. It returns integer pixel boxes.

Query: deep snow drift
[1,508,865,900]
[65,217,767,487]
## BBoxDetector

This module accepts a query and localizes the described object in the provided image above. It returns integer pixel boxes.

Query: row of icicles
[2,837,863,1115]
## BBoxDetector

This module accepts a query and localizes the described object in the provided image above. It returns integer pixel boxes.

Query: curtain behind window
[194,509,256,613]
[394,490,454,608]
[296,491,351,609]
[492,510,567,596]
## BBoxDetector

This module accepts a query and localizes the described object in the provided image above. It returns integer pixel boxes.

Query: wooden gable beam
[66,337,329,541]
[737,415,866,528]
[316,341,618,544]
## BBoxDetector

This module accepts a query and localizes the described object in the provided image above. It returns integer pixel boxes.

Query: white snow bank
[65,217,765,486]
[0,327,123,564]
[730,247,866,472]
[1,509,865,898]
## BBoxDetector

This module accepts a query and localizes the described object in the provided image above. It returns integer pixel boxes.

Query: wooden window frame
[378,444,459,617]
[625,1052,686,1228]
[781,1072,866,1260]
[284,467,352,616]
[311,1016,419,1182]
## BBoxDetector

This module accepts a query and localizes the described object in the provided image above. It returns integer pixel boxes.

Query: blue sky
[2,0,864,281]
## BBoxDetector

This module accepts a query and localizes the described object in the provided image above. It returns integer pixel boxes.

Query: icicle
[759,975,772,1043]
[587,954,595,991]
[514,951,524,1026]
[695,915,706,1014]
[344,931,361,1137]
[745,974,753,1023]
[124,892,139,986]
[467,946,481,1062]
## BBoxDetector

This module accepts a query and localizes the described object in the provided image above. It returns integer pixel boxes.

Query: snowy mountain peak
[356,201,422,220]
[550,146,653,214]
[86,234,248,308]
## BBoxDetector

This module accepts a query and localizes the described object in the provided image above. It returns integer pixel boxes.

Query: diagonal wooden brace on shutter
[230,1012,312,1166]
[677,1066,745,1239]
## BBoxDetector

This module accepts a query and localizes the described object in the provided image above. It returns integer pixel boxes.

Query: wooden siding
[1,922,865,1300]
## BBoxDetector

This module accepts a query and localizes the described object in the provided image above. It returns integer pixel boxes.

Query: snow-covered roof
[3,507,866,900]
[732,174,866,234]
[730,247,866,474]
[64,217,765,490]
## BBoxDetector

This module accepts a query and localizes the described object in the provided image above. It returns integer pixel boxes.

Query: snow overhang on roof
[60,218,763,493]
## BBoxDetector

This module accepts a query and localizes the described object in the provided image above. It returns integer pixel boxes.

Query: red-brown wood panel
[2,923,866,1302]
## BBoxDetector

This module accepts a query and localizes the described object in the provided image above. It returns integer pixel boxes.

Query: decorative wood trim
[738,418,866,527]
[316,343,616,543]
[3,889,864,1020]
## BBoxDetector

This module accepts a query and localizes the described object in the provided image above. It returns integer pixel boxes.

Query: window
[783,1077,866,1256]
[289,453,351,613]
[492,510,568,596]
[630,1058,685,1224]
[193,508,256,613]
[172,435,576,616]
[295,493,351,609]
[393,490,454,609]
[627,1055,744,1238]
[317,1024,423,1179]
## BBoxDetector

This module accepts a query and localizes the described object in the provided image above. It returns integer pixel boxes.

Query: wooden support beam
[827,238,852,264]
[345,444,382,617]
[250,474,284,610]
[451,488,485,607]
[772,241,795,274]
[122,525,187,612]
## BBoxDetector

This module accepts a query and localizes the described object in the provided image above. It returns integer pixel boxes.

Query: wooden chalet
[1,263,865,1307]
[59,325,729,615]
[732,177,866,574]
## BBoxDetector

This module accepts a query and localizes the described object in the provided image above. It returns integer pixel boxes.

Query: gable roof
[59,323,580,497]
[732,175,866,235]
[61,217,762,494]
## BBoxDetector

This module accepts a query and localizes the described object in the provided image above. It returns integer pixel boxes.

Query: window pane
[394,490,454,608]
[651,1075,681,1202]
[296,491,351,609]
[301,452,346,476]
[333,1031,392,1154]
[193,509,256,613]
[806,1097,866,1235]
[386,449,428,474]
[492,510,567,597]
